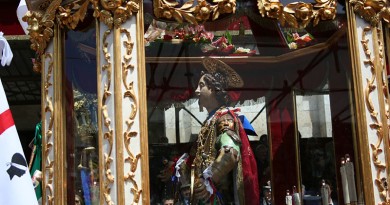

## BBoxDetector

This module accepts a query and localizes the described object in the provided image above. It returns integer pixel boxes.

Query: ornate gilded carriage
[23,0,390,204]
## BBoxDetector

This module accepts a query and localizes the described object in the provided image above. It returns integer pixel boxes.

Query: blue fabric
[216,191,224,205]
[239,115,258,136]
[207,108,218,120]
[80,169,92,205]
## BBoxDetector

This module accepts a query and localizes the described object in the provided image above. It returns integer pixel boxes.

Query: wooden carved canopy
[22,0,390,71]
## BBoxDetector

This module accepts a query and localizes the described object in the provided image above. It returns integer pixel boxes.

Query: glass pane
[64,26,99,205]
[296,93,338,204]
[144,1,360,204]
[385,25,390,89]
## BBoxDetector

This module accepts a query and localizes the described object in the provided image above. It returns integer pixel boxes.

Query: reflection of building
[296,94,332,138]
[17,0,390,204]
[163,97,267,143]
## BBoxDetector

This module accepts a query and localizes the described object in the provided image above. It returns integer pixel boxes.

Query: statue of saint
[160,57,260,205]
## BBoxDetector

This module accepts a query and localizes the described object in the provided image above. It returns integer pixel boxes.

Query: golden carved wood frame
[347,0,390,204]
[22,0,389,70]
[24,0,148,204]
[22,0,390,204]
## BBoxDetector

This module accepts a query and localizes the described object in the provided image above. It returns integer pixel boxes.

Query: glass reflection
[64,26,99,205]
[296,93,337,205]
[144,2,359,204]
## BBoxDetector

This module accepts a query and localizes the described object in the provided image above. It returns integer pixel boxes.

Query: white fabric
[202,166,214,195]
[17,0,29,34]
[0,79,9,113]
[0,32,13,67]
[174,153,189,179]
[0,78,38,205]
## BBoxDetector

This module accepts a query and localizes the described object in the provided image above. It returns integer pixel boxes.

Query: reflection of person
[169,58,259,204]
[261,185,272,205]
[255,135,271,193]
[180,185,191,205]
[75,194,84,205]
[162,198,175,205]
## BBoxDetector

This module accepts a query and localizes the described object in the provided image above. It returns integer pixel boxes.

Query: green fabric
[217,132,240,153]
[30,121,42,200]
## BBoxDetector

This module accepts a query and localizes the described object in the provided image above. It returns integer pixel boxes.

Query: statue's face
[195,75,214,110]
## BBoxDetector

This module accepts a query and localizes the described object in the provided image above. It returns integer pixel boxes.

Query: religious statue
[160,57,259,205]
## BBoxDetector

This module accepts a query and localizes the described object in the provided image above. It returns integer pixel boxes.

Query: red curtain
[0,2,24,35]
[269,93,299,205]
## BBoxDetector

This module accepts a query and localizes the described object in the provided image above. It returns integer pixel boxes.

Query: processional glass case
[143,0,363,204]
[23,0,390,204]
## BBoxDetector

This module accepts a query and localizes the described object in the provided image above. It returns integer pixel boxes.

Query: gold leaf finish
[101,29,115,205]
[121,28,142,205]
[361,26,389,202]
[257,0,336,28]
[43,53,55,205]
[90,0,141,29]
[377,26,390,203]
[350,0,390,26]
[25,0,141,57]
[22,0,61,65]
[154,0,236,24]
[57,0,90,30]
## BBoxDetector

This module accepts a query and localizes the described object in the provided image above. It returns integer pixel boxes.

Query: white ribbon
[202,166,214,195]
[175,153,189,179]
[0,32,13,67]
[6,162,27,171]
[17,0,29,34]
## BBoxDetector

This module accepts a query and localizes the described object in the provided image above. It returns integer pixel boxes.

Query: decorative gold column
[93,0,145,204]
[41,43,55,205]
[137,3,151,203]
[25,0,147,204]
[348,0,390,204]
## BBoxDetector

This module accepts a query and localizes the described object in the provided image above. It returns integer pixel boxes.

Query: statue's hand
[194,179,211,202]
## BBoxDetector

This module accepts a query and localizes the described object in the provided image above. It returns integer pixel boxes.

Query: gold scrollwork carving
[257,0,336,28]
[101,29,115,205]
[90,0,140,29]
[23,0,61,71]
[350,0,390,26]
[377,26,390,204]
[121,28,142,204]
[44,53,55,205]
[377,27,389,123]
[57,0,90,30]
[361,26,389,202]
[24,0,140,60]
[153,0,236,25]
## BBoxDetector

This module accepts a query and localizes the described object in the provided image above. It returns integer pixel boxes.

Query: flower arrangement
[285,30,315,49]
[201,31,256,55]
[145,21,256,56]
[169,24,214,43]
[145,21,214,44]
[151,24,214,44]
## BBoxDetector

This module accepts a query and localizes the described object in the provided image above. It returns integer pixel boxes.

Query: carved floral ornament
[153,0,236,24]
[21,0,390,71]
[154,0,336,28]
[349,0,390,26]
[22,0,141,72]
[257,0,337,28]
